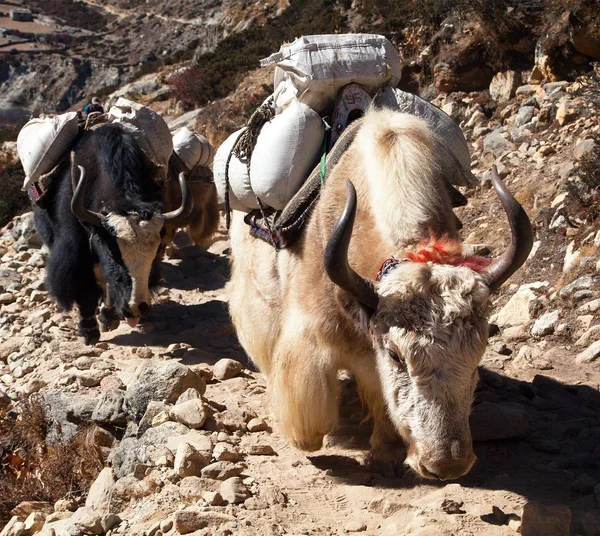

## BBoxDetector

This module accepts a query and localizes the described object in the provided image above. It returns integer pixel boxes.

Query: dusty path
[2,213,599,535]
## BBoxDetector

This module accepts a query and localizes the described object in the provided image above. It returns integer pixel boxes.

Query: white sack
[18,112,79,190]
[108,97,173,168]
[262,34,402,114]
[213,128,258,211]
[250,99,324,210]
[374,87,477,186]
[172,127,215,170]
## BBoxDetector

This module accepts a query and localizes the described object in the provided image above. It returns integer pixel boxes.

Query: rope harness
[224,97,276,230]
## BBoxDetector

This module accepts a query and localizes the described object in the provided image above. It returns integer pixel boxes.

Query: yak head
[324,168,532,481]
[72,166,191,326]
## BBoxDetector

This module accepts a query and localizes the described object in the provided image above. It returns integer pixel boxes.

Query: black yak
[34,123,190,344]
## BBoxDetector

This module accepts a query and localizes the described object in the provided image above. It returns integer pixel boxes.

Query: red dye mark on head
[405,234,491,273]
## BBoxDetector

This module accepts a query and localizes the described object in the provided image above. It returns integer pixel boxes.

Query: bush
[174,0,345,107]
[0,396,102,524]
[0,153,29,229]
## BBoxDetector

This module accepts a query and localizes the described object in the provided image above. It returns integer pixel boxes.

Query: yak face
[370,261,490,480]
[92,203,164,324]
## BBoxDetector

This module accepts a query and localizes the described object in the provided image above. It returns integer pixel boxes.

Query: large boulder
[489,71,521,103]
[124,362,205,420]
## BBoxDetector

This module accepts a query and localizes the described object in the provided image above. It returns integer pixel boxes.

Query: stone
[514,106,535,129]
[201,461,244,480]
[571,473,597,494]
[85,468,114,514]
[556,97,582,126]
[124,362,205,420]
[11,501,53,517]
[169,399,207,429]
[176,387,202,404]
[574,139,596,160]
[220,476,251,504]
[212,359,243,380]
[0,518,25,536]
[91,389,126,424]
[166,431,213,459]
[202,491,225,506]
[138,401,170,436]
[470,402,528,441]
[247,444,276,456]
[521,502,570,536]
[160,519,173,533]
[179,476,204,500]
[531,310,559,337]
[578,299,600,314]
[576,341,600,364]
[493,287,539,328]
[23,512,46,533]
[247,418,268,432]
[174,509,236,534]
[54,499,78,512]
[489,70,521,103]
[579,511,600,536]
[101,513,121,532]
[174,442,209,477]
[559,275,594,297]
[213,442,244,462]
[483,129,515,158]
[71,507,103,535]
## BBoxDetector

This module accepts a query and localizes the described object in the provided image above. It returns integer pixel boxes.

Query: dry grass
[0,396,102,524]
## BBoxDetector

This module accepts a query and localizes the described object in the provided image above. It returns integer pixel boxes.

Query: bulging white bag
[250,99,324,210]
[374,87,477,186]
[172,127,215,170]
[18,112,79,190]
[262,34,402,114]
[213,128,258,212]
[108,97,173,168]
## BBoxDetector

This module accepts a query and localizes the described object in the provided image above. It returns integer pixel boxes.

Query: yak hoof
[367,444,407,479]
[79,318,100,345]
[99,320,120,333]
[99,307,120,332]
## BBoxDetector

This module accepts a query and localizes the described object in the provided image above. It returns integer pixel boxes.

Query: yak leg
[93,264,119,332]
[349,358,406,477]
[270,327,339,452]
[45,236,101,345]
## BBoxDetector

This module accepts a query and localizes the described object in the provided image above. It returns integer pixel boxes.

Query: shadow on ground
[308,368,600,532]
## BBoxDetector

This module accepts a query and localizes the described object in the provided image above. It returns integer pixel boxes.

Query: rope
[224,97,275,229]
[320,118,331,185]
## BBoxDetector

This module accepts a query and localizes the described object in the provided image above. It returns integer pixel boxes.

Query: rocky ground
[1,67,600,536]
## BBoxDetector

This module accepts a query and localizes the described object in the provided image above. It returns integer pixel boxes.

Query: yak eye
[388,349,402,363]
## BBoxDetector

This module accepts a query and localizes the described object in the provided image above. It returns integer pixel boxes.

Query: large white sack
[172,127,215,170]
[250,99,324,210]
[213,128,258,211]
[18,112,79,190]
[108,97,173,168]
[262,34,402,114]
[374,87,477,186]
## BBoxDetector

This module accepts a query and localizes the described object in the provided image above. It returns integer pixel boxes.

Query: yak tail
[357,108,451,246]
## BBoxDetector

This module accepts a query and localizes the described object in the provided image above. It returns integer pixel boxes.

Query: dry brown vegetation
[0,396,102,523]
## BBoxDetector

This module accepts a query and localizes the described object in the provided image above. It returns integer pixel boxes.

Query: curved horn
[71,166,102,226]
[324,179,379,311]
[162,172,193,221]
[481,166,534,291]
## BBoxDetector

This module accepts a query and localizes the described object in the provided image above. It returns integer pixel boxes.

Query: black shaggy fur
[34,124,165,344]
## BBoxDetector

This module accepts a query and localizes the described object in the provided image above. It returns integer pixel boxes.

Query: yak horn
[162,172,193,222]
[71,166,102,226]
[481,166,534,291]
[324,179,379,311]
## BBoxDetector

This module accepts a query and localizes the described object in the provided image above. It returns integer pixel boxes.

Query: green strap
[320,118,331,185]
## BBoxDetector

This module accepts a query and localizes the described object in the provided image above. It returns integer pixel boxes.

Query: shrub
[0,396,102,524]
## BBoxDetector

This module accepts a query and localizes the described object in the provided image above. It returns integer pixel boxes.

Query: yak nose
[418,441,476,480]
[419,455,475,480]
[138,302,151,316]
